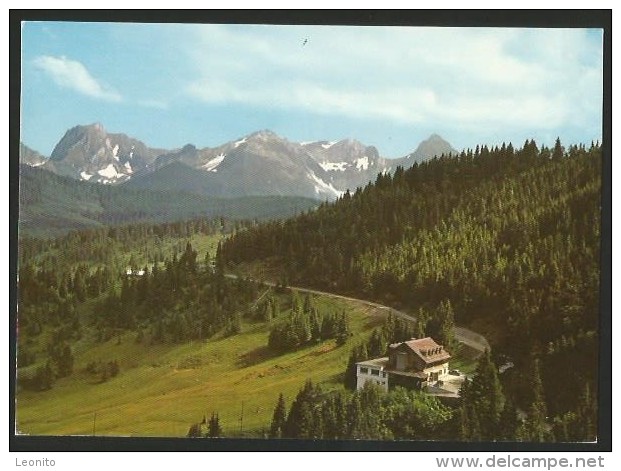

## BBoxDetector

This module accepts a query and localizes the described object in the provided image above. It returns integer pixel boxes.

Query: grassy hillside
[16,291,386,437]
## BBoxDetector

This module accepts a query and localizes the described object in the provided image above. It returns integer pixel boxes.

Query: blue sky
[21,22,604,158]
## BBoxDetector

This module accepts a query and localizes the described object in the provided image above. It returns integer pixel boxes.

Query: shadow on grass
[237,345,279,368]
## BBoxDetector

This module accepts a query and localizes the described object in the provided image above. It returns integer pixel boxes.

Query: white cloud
[138,99,168,109]
[181,25,602,141]
[33,55,122,102]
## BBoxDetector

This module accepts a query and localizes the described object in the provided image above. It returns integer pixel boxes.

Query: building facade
[356,337,451,392]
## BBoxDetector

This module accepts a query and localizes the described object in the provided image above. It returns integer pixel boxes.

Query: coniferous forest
[16,139,602,443]
[223,139,601,441]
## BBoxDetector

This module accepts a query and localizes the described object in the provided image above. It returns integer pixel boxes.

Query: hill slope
[222,140,602,430]
[18,165,319,237]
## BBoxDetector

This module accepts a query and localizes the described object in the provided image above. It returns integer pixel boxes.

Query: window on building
[381,372,386,378]
[371,369,380,376]
[360,367,368,374]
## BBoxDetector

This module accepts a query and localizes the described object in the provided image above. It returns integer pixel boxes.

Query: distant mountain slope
[404,133,457,163]
[26,123,458,201]
[19,143,47,167]
[18,165,319,237]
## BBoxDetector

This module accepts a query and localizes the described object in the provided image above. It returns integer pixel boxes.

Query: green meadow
[16,292,387,437]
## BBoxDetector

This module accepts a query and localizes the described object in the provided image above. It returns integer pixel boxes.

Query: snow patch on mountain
[355,156,370,171]
[234,137,247,148]
[319,161,349,172]
[124,161,133,174]
[203,153,226,172]
[30,161,46,167]
[80,171,93,181]
[321,141,336,150]
[307,170,344,199]
[98,164,122,179]
[112,144,119,161]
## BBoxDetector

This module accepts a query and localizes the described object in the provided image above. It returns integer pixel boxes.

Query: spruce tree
[468,349,505,440]
[367,329,386,358]
[335,311,350,346]
[498,398,520,441]
[208,412,222,437]
[552,137,564,160]
[269,393,287,438]
[187,423,202,438]
[284,380,322,438]
[437,299,456,352]
[526,359,552,442]
[344,344,367,390]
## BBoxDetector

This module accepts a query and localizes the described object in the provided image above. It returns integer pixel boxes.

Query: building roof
[356,357,389,369]
[389,337,451,365]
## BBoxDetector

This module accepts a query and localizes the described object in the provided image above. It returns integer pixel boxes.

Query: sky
[20,22,604,158]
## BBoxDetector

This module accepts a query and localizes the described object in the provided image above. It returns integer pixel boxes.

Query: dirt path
[228,274,490,353]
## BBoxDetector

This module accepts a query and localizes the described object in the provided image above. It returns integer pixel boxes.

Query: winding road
[227,274,490,353]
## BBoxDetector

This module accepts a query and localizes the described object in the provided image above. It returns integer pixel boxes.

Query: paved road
[227,274,490,353]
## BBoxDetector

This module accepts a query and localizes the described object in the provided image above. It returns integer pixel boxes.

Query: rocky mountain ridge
[21,124,457,200]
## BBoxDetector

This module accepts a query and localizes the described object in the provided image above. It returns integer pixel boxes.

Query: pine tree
[459,401,472,440]
[344,343,367,390]
[367,329,385,358]
[552,137,564,160]
[283,380,322,438]
[525,359,552,442]
[356,382,389,439]
[466,349,505,440]
[335,311,350,346]
[498,398,520,441]
[269,393,287,438]
[187,423,202,438]
[347,393,364,439]
[208,411,222,437]
[321,394,340,439]
[437,299,456,352]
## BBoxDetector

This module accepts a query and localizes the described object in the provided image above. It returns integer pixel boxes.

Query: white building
[356,357,390,392]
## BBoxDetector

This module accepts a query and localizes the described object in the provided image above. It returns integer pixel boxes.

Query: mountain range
[20,124,457,201]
